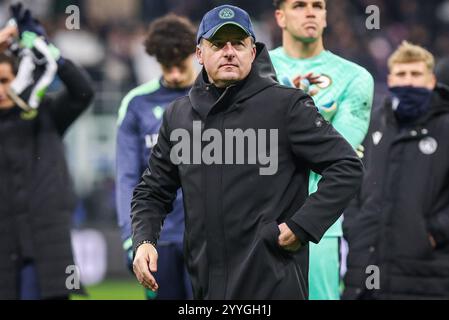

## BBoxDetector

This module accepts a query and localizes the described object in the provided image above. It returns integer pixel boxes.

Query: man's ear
[196,45,204,66]
[429,73,437,90]
[274,9,286,29]
[387,74,394,88]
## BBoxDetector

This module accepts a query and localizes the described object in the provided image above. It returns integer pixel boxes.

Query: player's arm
[0,25,17,52]
[331,70,375,149]
[335,70,374,239]
[131,105,181,290]
[116,100,143,268]
[47,58,94,135]
[8,34,93,131]
[8,3,93,122]
[427,140,449,249]
[342,131,372,241]
[131,105,181,248]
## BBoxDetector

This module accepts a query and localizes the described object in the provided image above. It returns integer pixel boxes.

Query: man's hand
[292,72,322,96]
[356,145,365,159]
[133,243,159,292]
[278,223,302,252]
[429,234,437,249]
[10,3,47,39]
[0,25,18,52]
[8,35,59,111]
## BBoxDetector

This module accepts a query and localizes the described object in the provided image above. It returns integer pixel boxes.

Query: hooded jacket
[132,43,363,300]
[0,59,94,299]
[343,84,449,300]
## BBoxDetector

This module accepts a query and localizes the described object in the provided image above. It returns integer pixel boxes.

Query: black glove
[10,3,47,39]
[8,37,58,111]
[123,237,134,273]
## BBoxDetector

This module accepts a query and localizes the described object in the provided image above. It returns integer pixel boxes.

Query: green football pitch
[71,279,146,300]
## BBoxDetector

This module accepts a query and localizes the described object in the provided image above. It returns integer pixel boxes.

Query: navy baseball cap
[197,5,256,44]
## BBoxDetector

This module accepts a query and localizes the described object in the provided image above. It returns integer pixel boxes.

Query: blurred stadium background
[1,0,448,299]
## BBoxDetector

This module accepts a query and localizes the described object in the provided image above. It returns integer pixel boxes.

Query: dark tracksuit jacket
[343,84,449,300]
[0,59,94,299]
[131,43,363,300]
[116,79,190,243]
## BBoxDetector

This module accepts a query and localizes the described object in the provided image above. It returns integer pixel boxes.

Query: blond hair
[388,41,435,72]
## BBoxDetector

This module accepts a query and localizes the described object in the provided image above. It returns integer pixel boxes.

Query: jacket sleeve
[115,100,143,242]
[131,106,181,252]
[342,105,380,241]
[342,129,372,239]
[286,93,364,244]
[47,59,95,135]
[428,170,449,247]
[342,137,371,241]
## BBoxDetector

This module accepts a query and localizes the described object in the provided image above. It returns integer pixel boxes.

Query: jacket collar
[383,83,449,128]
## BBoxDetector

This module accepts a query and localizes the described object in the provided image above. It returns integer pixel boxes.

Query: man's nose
[168,67,181,80]
[222,42,236,57]
[305,4,316,17]
[403,74,414,86]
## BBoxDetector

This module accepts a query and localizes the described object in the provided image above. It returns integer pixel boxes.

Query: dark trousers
[20,262,40,300]
[147,242,193,300]
[19,261,68,300]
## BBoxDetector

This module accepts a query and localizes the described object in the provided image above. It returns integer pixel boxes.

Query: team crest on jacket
[419,137,438,155]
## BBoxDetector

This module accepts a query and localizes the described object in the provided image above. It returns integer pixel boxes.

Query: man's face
[196,25,256,88]
[0,62,15,110]
[162,54,196,89]
[388,61,437,90]
[275,0,327,43]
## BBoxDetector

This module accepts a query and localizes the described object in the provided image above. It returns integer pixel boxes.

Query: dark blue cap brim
[200,22,252,43]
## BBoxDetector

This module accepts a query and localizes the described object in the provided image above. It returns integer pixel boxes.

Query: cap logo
[219,8,235,19]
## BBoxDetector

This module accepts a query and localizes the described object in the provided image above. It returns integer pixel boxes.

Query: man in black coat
[131,5,363,300]
[343,42,449,300]
[0,14,94,299]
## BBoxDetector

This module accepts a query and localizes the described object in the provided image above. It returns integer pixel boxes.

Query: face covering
[389,86,433,125]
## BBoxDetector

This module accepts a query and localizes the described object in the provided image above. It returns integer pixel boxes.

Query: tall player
[270,0,374,300]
